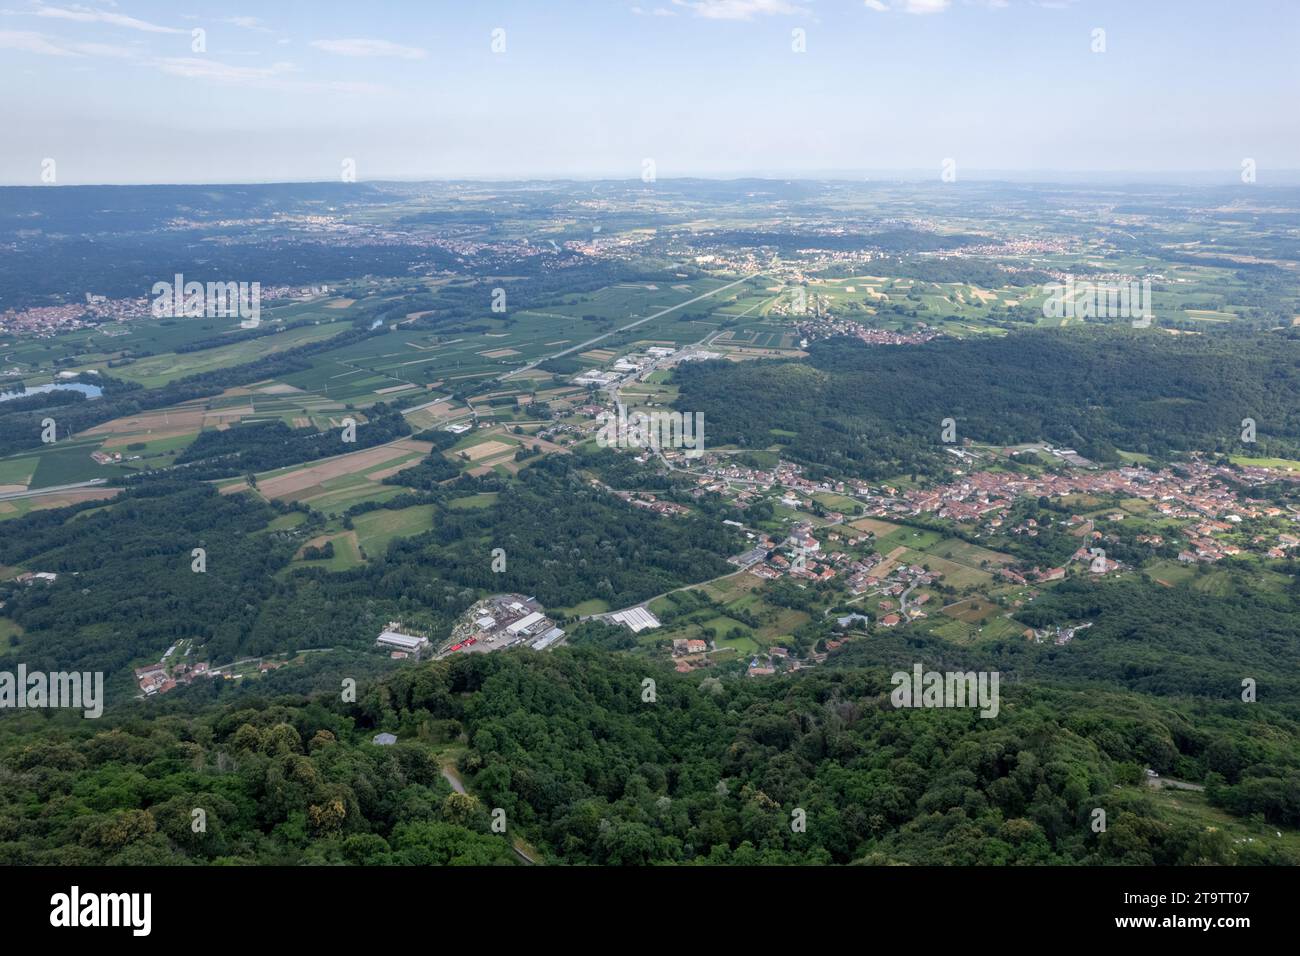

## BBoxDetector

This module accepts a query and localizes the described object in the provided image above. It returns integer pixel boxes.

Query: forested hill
[0,458,744,679]
[820,572,1300,705]
[1,648,1295,866]
[672,328,1300,480]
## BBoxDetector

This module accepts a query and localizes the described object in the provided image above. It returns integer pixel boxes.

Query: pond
[0,381,104,403]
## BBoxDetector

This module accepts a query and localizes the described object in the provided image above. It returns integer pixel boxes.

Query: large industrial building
[609,607,661,633]
[376,625,429,658]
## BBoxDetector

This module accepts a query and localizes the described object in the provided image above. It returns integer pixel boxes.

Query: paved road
[499,272,762,382]
[0,478,107,501]
[441,762,538,864]
[440,765,467,795]
[400,395,453,417]
[588,566,756,625]
[899,581,920,620]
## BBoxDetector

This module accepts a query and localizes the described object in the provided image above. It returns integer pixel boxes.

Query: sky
[1,0,1297,185]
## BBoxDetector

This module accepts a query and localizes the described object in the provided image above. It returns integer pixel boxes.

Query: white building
[506,611,547,636]
[573,370,619,387]
[610,607,661,633]
[531,627,565,651]
[376,628,428,654]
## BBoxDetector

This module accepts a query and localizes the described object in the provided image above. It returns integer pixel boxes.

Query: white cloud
[310,37,426,59]
[33,4,185,34]
[864,0,953,12]
[0,28,132,56]
[671,0,810,20]
[0,28,76,55]
[154,56,300,83]
[320,80,388,94]
[68,39,133,57]
[154,56,387,94]
[224,16,270,32]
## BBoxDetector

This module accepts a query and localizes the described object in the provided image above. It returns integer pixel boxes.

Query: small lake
[0,382,104,403]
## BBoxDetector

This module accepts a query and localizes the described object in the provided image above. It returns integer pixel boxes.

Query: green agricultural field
[29,439,132,488]
[271,293,708,405]
[693,614,752,638]
[1116,449,1156,464]
[848,516,904,537]
[874,525,944,553]
[352,504,438,556]
[1142,561,1284,598]
[1,315,297,375]
[941,596,1002,624]
[262,512,308,532]
[810,492,860,512]
[108,431,202,469]
[446,492,500,510]
[0,456,39,488]
[0,499,39,521]
[297,482,407,516]
[752,606,809,643]
[901,548,994,589]
[288,531,364,572]
[646,595,677,618]
[0,487,122,521]
[101,321,349,388]
[924,615,981,644]
[1144,560,1199,586]
[559,598,611,617]
[1231,455,1300,471]
[698,571,761,602]
[716,633,760,655]
[922,538,1015,569]
[977,615,1025,641]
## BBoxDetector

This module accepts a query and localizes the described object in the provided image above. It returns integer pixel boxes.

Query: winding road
[440,762,539,865]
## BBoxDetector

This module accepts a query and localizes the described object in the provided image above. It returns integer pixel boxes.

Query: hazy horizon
[3,0,1297,186]
[7,168,1300,189]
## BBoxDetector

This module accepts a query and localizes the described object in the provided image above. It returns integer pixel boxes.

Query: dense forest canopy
[673,328,1300,480]
[0,649,1294,866]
